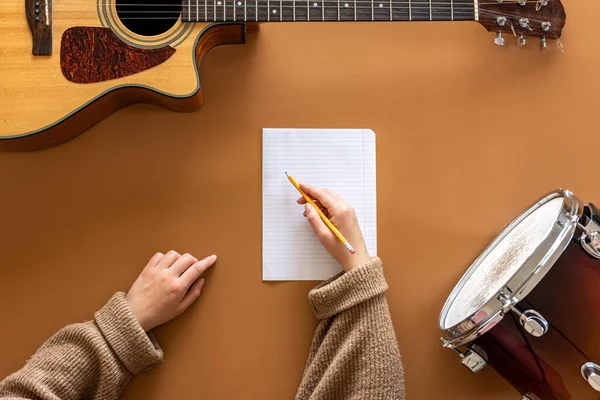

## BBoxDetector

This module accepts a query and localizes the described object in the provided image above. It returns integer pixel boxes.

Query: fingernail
[304,204,311,212]
[210,255,217,262]
[199,278,206,285]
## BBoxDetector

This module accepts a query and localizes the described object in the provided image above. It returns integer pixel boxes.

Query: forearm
[296,258,405,400]
[0,293,163,400]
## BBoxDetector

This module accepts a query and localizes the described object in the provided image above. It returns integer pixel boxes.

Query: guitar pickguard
[60,27,177,84]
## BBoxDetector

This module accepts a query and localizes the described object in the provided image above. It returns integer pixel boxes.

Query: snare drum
[439,189,600,400]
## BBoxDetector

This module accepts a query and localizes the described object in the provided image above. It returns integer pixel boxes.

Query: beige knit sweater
[0,258,405,400]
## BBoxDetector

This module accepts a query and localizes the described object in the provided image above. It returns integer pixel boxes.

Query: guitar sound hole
[116,0,181,37]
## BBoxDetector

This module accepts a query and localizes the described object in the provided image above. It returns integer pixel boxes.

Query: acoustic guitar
[0,0,566,151]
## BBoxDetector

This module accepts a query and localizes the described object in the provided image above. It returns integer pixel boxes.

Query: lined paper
[262,128,377,281]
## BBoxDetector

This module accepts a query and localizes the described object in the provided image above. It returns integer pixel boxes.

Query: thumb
[305,204,331,240]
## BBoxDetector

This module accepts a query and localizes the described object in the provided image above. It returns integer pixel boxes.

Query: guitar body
[0,2,247,151]
[0,0,566,151]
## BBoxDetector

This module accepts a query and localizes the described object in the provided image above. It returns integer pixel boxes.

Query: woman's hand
[298,184,370,272]
[125,251,217,331]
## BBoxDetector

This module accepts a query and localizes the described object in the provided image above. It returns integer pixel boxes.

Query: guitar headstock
[476,0,566,50]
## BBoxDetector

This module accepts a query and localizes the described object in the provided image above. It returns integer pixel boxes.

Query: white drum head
[441,196,565,330]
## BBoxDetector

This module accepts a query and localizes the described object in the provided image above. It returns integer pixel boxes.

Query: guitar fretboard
[181,0,476,22]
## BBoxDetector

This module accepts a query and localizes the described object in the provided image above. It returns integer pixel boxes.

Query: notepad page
[262,128,377,281]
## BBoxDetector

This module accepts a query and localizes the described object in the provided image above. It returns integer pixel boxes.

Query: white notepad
[262,128,377,281]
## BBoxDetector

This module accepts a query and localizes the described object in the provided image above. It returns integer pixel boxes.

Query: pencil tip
[285,171,288,176]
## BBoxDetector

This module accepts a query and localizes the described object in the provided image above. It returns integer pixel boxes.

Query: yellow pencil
[286,172,355,254]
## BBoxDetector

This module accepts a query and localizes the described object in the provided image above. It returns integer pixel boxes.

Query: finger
[146,252,164,269]
[304,204,332,240]
[303,204,331,219]
[297,198,328,214]
[298,198,324,209]
[156,250,181,269]
[180,255,217,288]
[180,278,205,311]
[299,184,339,209]
[170,253,199,276]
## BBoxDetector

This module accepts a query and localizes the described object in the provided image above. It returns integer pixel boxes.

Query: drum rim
[439,189,583,348]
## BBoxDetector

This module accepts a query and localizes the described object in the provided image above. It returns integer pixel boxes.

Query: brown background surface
[1,0,599,398]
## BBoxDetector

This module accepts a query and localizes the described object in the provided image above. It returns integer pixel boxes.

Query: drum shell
[472,242,600,400]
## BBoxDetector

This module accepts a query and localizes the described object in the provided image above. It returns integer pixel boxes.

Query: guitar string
[45,3,549,14]
[39,0,538,6]
[48,9,491,17]
[48,7,489,13]
[50,9,550,22]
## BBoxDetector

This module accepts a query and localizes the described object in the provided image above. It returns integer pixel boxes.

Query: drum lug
[581,362,600,392]
[456,345,488,373]
[509,307,549,337]
[441,338,488,373]
[578,204,600,259]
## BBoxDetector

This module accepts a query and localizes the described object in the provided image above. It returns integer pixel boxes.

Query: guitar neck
[181,0,477,23]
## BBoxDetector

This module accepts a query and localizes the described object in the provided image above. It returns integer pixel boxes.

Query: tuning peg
[540,36,547,50]
[495,31,505,46]
[518,33,527,47]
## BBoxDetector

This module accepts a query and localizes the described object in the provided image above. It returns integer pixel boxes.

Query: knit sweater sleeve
[0,292,163,400]
[295,258,406,400]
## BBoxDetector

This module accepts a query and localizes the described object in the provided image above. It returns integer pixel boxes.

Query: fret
[185,0,473,22]
[295,0,308,20]
[282,0,295,21]
[431,0,452,21]
[182,0,190,21]
[323,0,337,20]
[234,0,245,21]
[308,0,323,21]
[429,0,432,20]
[339,0,354,21]
[192,0,204,21]
[356,0,371,20]
[391,0,409,21]
[373,0,390,21]
[257,0,269,21]
[321,0,324,21]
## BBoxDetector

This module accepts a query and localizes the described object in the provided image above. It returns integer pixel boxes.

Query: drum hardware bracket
[511,307,549,337]
[521,394,541,400]
[499,292,549,337]
[577,205,600,259]
[581,362,600,392]
[440,338,488,373]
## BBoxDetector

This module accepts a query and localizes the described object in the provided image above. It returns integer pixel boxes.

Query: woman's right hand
[126,251,217,331]
[297,184,370,272]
